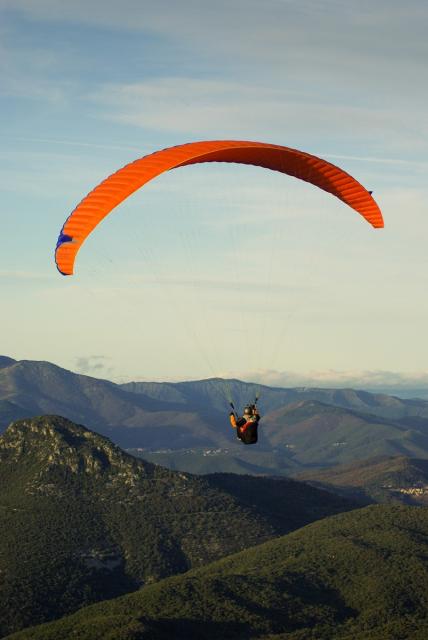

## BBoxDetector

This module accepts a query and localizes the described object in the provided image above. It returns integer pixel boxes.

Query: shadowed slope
[0,415,353,636]
[8,505,428,640]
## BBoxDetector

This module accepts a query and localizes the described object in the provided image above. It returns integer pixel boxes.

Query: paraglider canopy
[55,139,383,276]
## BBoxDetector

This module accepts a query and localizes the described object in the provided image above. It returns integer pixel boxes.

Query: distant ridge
[0,355,16,369]
[297,455,428,505]
[139,398,428,474]
[2,356,428,470]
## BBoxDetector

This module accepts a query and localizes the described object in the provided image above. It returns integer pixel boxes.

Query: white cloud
[86,77,427,155]
[2,1,426,155]
[3,1,427,105]
[75,355,113,376]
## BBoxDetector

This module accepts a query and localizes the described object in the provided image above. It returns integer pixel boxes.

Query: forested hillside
[0,415,353,636]
[9,505,428,640]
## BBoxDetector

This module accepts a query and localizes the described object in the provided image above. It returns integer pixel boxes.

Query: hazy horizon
[3,353,428,401]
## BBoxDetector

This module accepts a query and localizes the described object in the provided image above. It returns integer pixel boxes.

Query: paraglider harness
[229,399,260,445]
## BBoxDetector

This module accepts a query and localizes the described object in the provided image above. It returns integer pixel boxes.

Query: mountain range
[0,415,353,637]
[2,356,428,637]
[3,356,428,471]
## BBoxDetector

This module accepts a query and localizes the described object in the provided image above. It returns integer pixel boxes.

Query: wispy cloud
[3,1,426,69]
[0,35,70,102]
[3,1,427,103]
[75,355,113,377]
[321,153,428,171]
[86,77,427,157]
[6,136,150,153]
[2,2,427,155]
[1,0,427,381]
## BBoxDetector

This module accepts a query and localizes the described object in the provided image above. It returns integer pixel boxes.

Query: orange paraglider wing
[55,140,383,275]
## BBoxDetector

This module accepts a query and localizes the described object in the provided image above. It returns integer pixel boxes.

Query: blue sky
[1,0,428,387]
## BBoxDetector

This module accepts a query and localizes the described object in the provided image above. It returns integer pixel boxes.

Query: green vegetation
[0,415,353,636]
[8,504,428,640]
